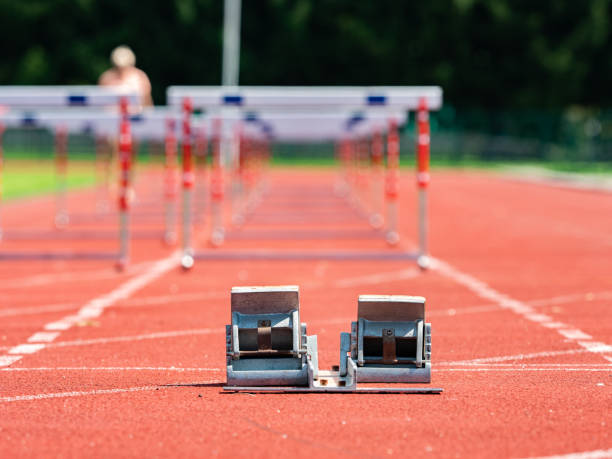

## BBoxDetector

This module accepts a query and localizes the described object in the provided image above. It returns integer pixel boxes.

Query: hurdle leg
[210,118,225,247]
[180,98,195,269]
[369,129,384,229]
[385,120,400,245]
[54,125,69,229]
[164,118,178,245]
[116,97,132,271]
[416,98,431,269]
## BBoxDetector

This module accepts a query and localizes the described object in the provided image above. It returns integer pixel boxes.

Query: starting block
[225,286,318,387]
[224,286,442,393]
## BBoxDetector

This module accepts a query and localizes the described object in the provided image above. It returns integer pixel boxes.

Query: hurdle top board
[0,107,192,141]
[0,86,140,107]
[167,86,443,111]
[237,110,407,142]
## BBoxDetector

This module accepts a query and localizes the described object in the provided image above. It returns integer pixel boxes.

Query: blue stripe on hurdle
[68,95,88,106]
[223,95,243,105]
[21,114,37,126]
[366,95,387,105]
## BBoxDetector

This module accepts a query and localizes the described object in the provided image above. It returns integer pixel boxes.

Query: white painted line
[0,366,221,372]
[541,322,566,329]
[8,344,45,354]
[519,448,612,459]
[441,348,592,365]
[0,380,223,403]
[28,332,60,343]
[0,252,180,367]
[0,356,22,367]
[578,341,612,353]
[0,261,153,290]
[44,316,78,331]
[558,329,592,340]
[431,258,612,361]
[0,290,226,319]
[437,368,612,372]
[0,328,220,352]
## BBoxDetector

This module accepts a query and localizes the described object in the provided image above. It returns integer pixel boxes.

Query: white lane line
[443,363,612,367]
[0,290,226,319]
[579,341,612,353]
[0,367,221,372]
[437,368,612,372]
[0,356,22,367]
[431,258,612,362]
[28,332,60,343]
[0,261,153,290]
[0,252,181,367]
[519,448,612,459]
[8,344,46,354]
[0,328,220,352]
[440,348,594,365]
[0,381,220,403]
[559,329,592,340]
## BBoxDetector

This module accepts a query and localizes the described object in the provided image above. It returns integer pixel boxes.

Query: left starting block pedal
[223,286,442,394]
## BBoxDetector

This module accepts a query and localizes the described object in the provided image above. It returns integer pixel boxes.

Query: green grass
[2,160,96,201]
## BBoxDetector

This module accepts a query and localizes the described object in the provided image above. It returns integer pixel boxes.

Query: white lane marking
[0,356,22,367]
[8,344,45,354]
[559,329,592,340]
[441,348,593,365]
[0,261,153,290]
[28,332,60,343]
[333,268,420,288]
[443,363,612,367]
[0,290,226,319]
[437,368,612,372]
[528,291,612,307]
[0,328,220,352]
[0,252,181,367]
[431,258,612,362]
[0,367,221,372]
[579,341,612,353]
[0,381,220,403]
[519,448,612,459]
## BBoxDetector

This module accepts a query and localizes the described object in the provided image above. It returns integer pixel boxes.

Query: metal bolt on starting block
[224,287,442,394]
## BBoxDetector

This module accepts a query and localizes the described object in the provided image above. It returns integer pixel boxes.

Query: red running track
[0,167,610,458]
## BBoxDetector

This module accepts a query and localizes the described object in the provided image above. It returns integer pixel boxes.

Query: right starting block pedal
[223,286,442,394]
[340,295,432,383]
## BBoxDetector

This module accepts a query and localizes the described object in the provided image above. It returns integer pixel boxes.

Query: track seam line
[431,258,612,362]
[0,251,181,367]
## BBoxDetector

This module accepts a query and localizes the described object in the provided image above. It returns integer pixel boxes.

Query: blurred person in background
[99,45,153,107]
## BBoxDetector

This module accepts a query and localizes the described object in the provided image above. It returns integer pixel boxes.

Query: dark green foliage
[0,0,610,108]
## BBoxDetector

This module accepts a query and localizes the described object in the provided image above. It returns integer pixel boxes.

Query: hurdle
[167,86,442,269]
[0,86,140,265]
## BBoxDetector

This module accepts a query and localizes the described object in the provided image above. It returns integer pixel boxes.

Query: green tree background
[1,0,610,108]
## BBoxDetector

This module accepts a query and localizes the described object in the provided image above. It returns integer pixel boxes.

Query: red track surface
[0,167,610,458]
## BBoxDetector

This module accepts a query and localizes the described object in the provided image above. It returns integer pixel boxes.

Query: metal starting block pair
[225,286,442,393]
